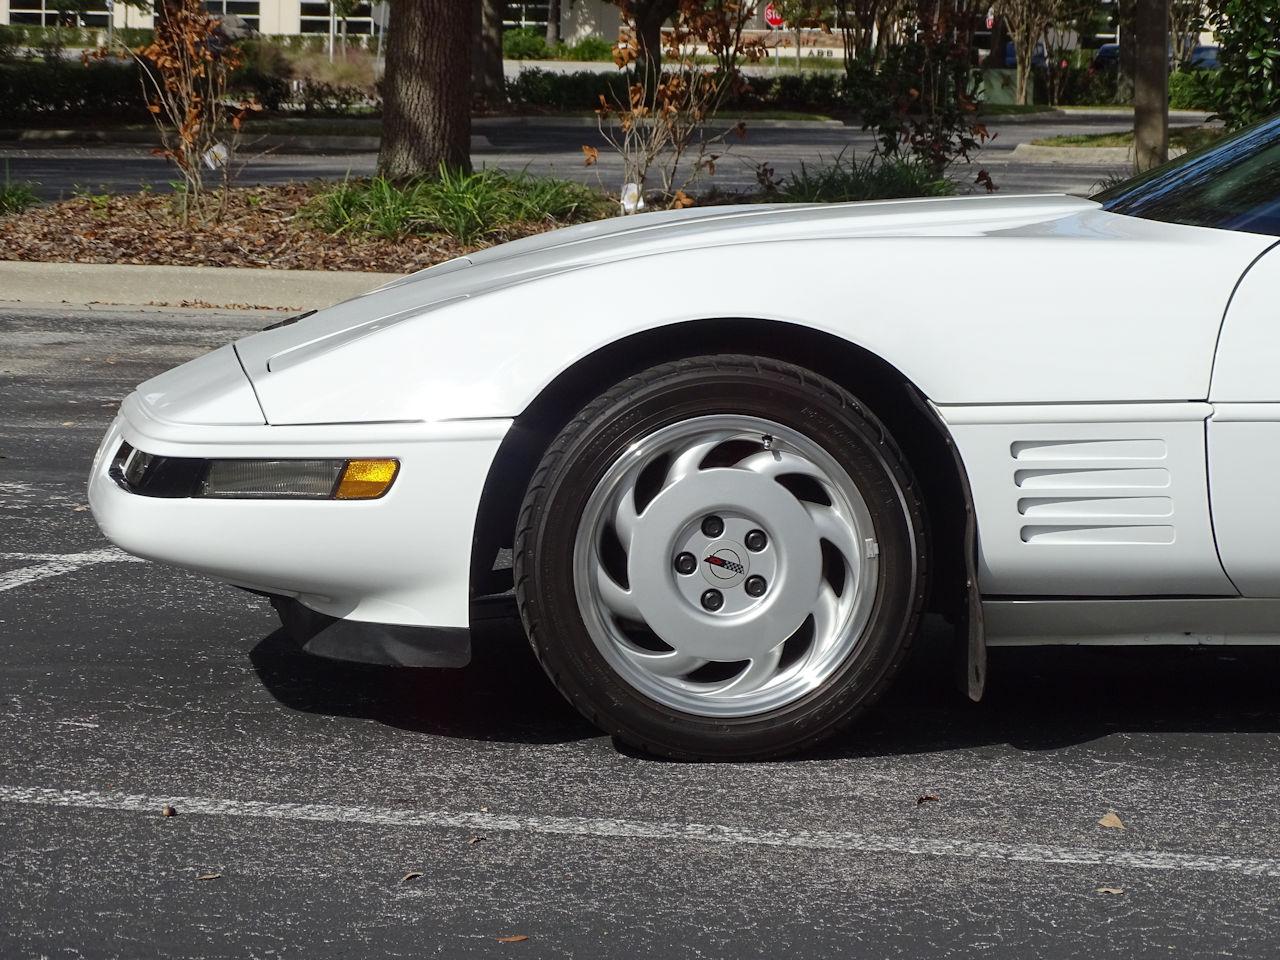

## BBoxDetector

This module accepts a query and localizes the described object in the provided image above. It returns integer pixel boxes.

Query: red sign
[763,1,785,28]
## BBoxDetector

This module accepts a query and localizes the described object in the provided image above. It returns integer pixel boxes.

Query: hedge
[0,60,147,123]
[506,68,851,113]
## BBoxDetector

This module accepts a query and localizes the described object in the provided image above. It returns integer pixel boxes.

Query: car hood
[221,191,1273,425]
[234,193,1095,384]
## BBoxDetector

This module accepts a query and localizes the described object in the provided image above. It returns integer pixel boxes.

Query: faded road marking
[3,784,1280,878]
[0,549,144,593]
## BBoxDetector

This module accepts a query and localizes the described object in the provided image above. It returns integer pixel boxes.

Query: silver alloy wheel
[572,414,880,718]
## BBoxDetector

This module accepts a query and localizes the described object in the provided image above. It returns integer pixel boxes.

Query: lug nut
[673,552,697,575]
[744,529,767,552]
[744,575,767,598]
[700,588,724,612]
[701,515,725,538]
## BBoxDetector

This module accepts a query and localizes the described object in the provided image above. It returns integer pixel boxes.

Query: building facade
[0,0,683,39]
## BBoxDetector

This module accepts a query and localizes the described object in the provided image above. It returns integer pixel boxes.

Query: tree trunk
[378,0,471,178]
[633,0,679,84]
[1118,0,1137,99]
[472,0,505,108]
[1133,0,1168,172]
[1015,46,1031,103]
[546,0,561,44]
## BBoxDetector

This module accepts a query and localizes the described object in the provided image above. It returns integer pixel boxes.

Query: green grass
[776,152,955,203]
[1031,125,1224,150]
[0,164,38,215]
[307,168,609,245]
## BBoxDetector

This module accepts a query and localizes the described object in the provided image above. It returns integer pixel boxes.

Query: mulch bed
[0,183,556,273]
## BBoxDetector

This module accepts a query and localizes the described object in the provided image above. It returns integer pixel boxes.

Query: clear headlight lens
[198,459,347,499]
[110,443,399,501]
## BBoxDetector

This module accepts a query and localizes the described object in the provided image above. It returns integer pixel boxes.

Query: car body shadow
[816,624,1280,761]
[248,615,598,746]
[250,612,1280,759]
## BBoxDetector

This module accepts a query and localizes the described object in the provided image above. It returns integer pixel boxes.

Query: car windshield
[1093,113,1280,237]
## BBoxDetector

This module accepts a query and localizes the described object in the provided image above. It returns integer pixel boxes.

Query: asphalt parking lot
[5,305,1280,958]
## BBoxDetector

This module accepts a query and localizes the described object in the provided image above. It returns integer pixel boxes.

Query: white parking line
[3,784,1279,878]
[0,548,145,593]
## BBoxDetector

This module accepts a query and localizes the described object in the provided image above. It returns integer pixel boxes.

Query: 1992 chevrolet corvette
[91,114,1280,759]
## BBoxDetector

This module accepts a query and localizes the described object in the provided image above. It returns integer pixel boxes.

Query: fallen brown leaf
[467,835,486,845]
[496,935,528,943]
[400,871,423,884]
[1098,811,1126,830]
[0,183,541,273]
[1096,886,1125,895]
[916,794,940,806]
[195,872,221,881]
[72,505,90,512]
[161,804,177,817]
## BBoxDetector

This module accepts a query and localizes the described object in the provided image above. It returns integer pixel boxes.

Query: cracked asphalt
[4,305,1280,958]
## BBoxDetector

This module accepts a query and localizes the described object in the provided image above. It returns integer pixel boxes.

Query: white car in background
[91,115,1280,760]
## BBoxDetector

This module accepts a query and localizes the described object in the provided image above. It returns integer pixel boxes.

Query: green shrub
[0,60,147,123]
[505,67,850,113]
[504,27,550,61]
[1040,65,1122,105]
[0,25,21,63]
[506,67,629,110]
[1168,69,1217,111]
[754,71,845,111]
[559,35,614,62]
[308,169,609,244]
[0,164,38,215]
[232,38,295,112]
[1206,0,1280,128]
[299,78,372,115]
[776,152,956,203]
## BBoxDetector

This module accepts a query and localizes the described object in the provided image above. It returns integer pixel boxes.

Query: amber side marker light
[335,458,400,500]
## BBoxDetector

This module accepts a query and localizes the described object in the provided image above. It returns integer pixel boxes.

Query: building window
[299,1,373,35]
[7,0,111,27]
[205,0,259,31]
[504,1,550,30]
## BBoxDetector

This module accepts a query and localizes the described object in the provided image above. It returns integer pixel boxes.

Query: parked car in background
[1005,40,1047,68]
[1189,44,1220,70]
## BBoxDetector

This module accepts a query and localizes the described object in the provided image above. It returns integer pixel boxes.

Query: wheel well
[469,318,969,618]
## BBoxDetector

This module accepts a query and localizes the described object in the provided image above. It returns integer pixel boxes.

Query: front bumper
[89,392,511,629]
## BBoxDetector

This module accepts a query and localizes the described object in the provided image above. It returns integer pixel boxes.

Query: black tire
[514,355,928,760]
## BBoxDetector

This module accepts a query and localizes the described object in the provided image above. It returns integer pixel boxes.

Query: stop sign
[764,1,785,28]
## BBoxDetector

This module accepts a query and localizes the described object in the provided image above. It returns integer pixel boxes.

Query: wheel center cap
[701,542,749,587]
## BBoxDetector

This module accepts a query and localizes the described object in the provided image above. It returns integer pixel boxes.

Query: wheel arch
[468,317,973,624]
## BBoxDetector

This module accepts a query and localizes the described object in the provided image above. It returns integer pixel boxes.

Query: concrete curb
[0,261,402,311]
[976,109,1066,124]
[1010,142,1189,164]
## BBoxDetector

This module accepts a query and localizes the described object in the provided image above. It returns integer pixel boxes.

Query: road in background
[0,112,1151,203]
[4,306,1280,957]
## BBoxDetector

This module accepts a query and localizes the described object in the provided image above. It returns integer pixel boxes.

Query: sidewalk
[0,261,401,311]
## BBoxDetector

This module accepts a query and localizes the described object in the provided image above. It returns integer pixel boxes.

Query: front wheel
[515,355,928,760]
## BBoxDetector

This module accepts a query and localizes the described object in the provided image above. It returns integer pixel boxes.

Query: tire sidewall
[519,357,926,759]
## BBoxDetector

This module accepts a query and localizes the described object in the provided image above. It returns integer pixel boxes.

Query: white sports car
[91,117,1280,760]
